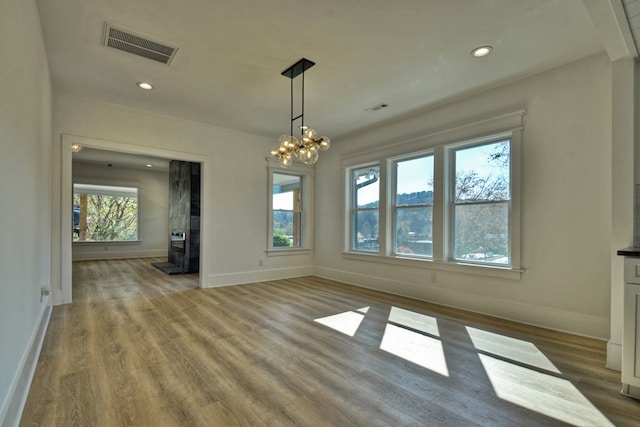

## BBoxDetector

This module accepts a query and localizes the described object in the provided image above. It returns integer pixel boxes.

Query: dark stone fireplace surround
[156,160,200,274]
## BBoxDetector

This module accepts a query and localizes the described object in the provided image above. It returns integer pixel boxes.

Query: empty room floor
[20,258,640,426]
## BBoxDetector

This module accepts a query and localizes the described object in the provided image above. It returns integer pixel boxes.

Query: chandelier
[270,58,330,168]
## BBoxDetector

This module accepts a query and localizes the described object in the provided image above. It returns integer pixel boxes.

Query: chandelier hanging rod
[270,57,330,168]
[283,58,315,135]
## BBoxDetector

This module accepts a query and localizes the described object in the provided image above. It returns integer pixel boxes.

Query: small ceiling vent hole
[365,103,389,112]
[103,23,178,65]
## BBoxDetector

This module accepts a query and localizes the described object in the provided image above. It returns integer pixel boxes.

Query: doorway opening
[60,134,209,304]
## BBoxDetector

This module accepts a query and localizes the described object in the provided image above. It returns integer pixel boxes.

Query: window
[272,173,302,248]
[351,165,380,252]
[452,140,510,265]
[73,184,138,241]
[394,155,434,257]
[342,110,523,277]
[268,161,313,254]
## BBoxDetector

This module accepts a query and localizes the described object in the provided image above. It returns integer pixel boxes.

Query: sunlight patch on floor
[466,326,560,373]
[380,323,449,376]
[478,354,613,426]
[314,310,365,337]
[388,306,440,336]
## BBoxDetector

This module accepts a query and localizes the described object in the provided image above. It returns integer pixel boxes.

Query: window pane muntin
[454,140,510,203]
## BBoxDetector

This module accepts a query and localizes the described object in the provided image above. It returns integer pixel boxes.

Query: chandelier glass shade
[270,58,330,168]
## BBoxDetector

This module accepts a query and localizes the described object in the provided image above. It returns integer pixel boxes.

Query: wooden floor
[20,258,640,426]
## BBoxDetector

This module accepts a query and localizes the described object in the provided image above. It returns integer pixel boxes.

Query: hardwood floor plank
[55,368,108,427]
[19,258,640,426]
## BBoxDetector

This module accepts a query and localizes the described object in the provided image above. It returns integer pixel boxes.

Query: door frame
[60,134,209,304]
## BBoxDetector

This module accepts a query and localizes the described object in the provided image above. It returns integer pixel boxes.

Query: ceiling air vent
[103,23,178,65]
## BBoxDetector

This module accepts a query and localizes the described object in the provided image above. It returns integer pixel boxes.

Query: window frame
[267,159,313,255]
[448,138,512,267]
[349,164,382,253]
[391,152,435,259]
[272,172,303,249]
[341,111,524,280]
[72,182,141,243]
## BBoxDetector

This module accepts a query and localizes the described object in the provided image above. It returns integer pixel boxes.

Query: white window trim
[447,136,514,267]
[341,110,524,279]
[347,163,383,253]
[267,158,313,256]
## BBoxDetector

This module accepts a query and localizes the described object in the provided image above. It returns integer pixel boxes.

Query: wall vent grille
[103,23,178,65]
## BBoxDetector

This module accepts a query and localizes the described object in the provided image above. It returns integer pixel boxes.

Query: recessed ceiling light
[471,46,493,58]
[146,164,153,168]
[136,82,153,90]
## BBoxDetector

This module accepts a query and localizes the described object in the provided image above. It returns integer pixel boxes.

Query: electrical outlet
[430,272,437,283]
[258,259,264,267]
[40,286,50,303]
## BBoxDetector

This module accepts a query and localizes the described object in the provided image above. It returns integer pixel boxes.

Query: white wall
[607,58,636,370]
[71,162,169,260]
[314,53,613,339]
[50,92,314,302]
[0,0,53,425]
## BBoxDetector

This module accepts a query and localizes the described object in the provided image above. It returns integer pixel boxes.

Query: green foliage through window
[272,173,302,248]
[73,184,138,241]
[273,230,292,247]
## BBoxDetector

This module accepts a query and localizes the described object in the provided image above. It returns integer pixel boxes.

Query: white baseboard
[206,265,314,288]
[52,288,63,306]
[314,266,609,340]
[72,249,166,261]
[607,340,622,371]
[0,296,52,427]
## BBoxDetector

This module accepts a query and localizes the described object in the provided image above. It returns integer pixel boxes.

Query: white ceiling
[38,0,606,142]
[72,147,171,172]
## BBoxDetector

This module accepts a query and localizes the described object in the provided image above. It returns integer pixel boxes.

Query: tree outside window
[73,184,138,241]
[452,140,510,264]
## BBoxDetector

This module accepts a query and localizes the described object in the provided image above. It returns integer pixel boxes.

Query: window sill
[266,248,312,257]
[341,251,523,280]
